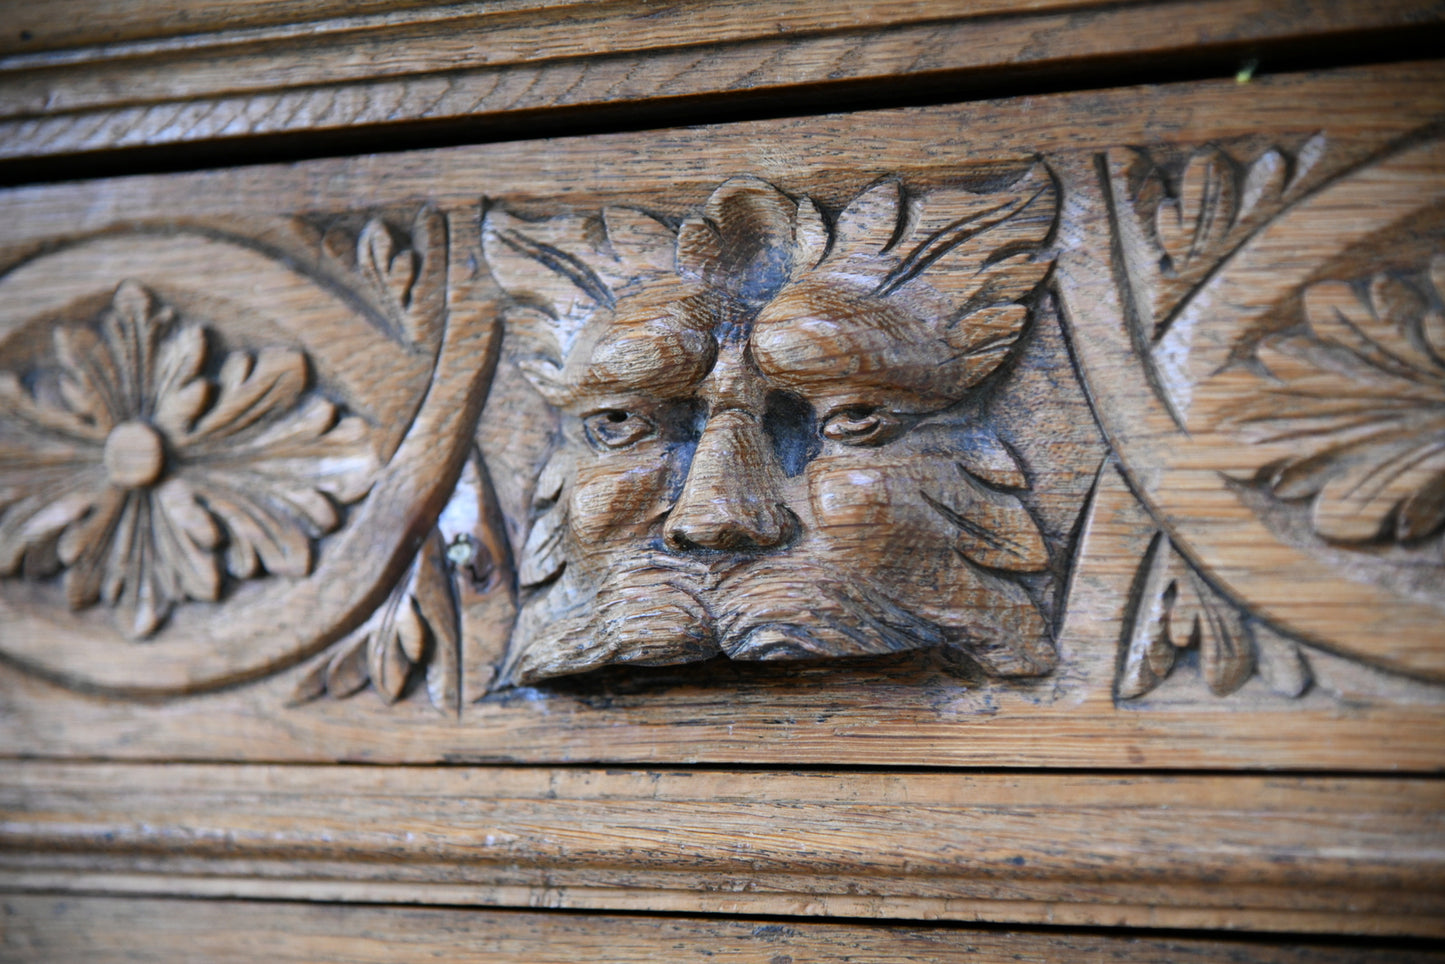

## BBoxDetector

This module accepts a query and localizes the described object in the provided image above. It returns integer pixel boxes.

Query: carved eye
[583,409,657,450]
[820,406,902,446]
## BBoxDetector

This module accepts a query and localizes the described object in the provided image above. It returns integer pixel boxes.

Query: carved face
[484,171,1060,685]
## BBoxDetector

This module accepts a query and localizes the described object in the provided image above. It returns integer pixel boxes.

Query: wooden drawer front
[1,63,1442,771]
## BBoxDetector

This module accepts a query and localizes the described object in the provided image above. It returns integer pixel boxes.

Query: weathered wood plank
[2,763,1442,935]
[0,0,1438,159]
[7,895,1441,964]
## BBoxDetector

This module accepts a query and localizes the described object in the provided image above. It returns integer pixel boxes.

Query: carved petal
[189,471,315,578]
[99,281,170,415]
[0,482,99,576]
[1305,279,1441,379]
[186,348,309,445]
[152,487,223,603]
[1398,468,1445,541]
[151,323,212,436]
[200,397,378,506]
[1312,439,1445,543]
[0,369,112,443]
[100,496,169,639]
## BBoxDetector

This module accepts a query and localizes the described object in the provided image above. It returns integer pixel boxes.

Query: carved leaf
[291,528,459,713]
[1239,148,1286,220]
[360,218,416,311]
[833,178,906,255]
[1119,533,1258,700]
[324,633,371,699]
[921,460,1048,574]
[401,207,448,351]
[876,164,1057,381]
[0,281,379,637]
[1228,265,1445,545]
[602,207,676,274]
[1156,148,1237,271]
[321,208,448,352]
[517,452,570,588]
[1253,621,1313,698]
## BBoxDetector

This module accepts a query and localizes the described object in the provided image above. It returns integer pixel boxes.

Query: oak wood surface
[2,1,1443,955]
[0,0,1439,161]
[9,896,1443,964]
[1,63,1443,770]
[3,763,1442,936]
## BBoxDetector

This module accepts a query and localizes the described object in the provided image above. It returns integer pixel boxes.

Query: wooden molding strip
[8,896,1441,964]
[0,0,1439,161]
[3,764,1442,936]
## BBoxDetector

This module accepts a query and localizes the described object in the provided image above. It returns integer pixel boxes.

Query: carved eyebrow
[492,227,616,310]
[572,319,719,399]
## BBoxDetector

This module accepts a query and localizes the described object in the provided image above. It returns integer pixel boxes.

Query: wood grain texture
[3,763,1443,936]
[0,0,1439,160]
[2,64,1445,770]
[10,897,1443,964]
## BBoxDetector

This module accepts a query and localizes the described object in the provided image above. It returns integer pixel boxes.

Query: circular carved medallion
[0,227,488,693]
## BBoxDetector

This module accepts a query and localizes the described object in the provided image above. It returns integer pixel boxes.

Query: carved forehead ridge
[483,169,1057,410]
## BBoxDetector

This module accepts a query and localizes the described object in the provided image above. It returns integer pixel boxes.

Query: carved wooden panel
[2,63,1444,772]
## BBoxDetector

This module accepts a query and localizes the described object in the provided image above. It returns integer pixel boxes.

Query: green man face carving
[484,169,1060,686]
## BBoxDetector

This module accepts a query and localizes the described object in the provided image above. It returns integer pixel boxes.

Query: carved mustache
[500,547,951,687]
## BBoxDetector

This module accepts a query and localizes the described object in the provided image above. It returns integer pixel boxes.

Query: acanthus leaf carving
[0,280,379,638]
[1226,257,1445,548]
[1118,531,1262,700]
[1113,133,1325,346]
[290,527,460,714]
[318,206,449,355]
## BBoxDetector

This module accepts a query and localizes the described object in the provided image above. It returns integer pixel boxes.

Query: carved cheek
[568,449,678,545]
[807,457,984,618]
[809,459,919,544]
[808,458,964,550]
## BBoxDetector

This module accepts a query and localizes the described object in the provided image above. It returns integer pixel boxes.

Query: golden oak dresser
[2,2,1444,960]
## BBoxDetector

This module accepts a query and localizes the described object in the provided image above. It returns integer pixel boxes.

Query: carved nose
[665,410,796,551]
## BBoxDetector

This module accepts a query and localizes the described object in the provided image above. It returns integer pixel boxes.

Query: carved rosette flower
[1228,256,1445,546]
[0,280,379,637]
